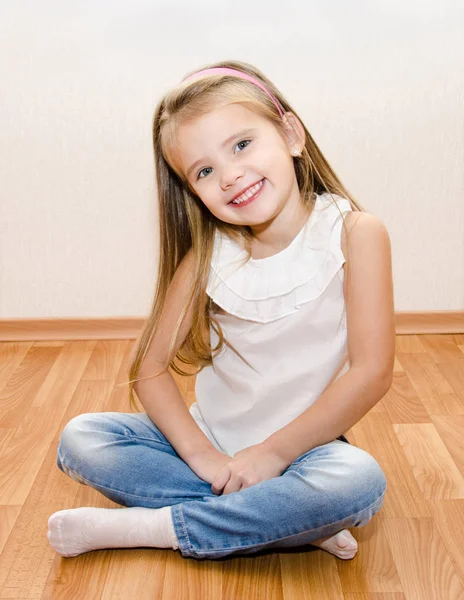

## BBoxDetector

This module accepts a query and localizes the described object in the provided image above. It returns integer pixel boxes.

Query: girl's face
[175,103,303,228]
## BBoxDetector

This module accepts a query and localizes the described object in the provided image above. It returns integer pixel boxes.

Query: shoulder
[340,210,390,264]
[168,247,196,301]
[338,210,395,380]
[177,247,195,273]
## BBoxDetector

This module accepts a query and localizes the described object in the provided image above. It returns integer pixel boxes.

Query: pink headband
[181,67,284,117]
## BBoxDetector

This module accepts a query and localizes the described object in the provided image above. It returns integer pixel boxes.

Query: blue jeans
[56,411,387,560]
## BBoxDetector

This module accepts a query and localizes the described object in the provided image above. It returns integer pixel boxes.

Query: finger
[211,466,231,495]
[223,475,242,496]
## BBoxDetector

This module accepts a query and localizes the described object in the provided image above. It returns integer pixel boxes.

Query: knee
[349,452,387,526]
[59,412,94,442]
[57,413,98,464]
[350,448,387,499]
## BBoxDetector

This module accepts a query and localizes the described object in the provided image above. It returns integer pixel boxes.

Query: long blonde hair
[120,59,365,411]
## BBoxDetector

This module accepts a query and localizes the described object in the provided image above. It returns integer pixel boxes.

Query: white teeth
[231,180,263,204]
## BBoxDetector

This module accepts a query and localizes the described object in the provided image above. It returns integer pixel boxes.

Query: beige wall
[1,1,463,318]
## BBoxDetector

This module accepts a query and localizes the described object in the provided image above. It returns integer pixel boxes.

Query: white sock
[47,505,179,557]
[311,529,358,560]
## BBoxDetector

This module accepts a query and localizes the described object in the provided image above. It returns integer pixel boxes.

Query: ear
[282,112,305,154]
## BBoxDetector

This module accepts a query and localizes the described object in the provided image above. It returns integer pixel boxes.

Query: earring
[292,147,302,157]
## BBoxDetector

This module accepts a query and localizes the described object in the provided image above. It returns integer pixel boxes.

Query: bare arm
[135,369,220,466]
[133,248,222,467]
[263,212,395,464]
[262,367,391,466]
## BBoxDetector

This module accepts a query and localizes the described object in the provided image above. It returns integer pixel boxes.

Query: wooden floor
[1,334,464,599]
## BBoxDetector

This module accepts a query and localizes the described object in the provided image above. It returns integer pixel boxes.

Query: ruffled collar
[206,192,353,323]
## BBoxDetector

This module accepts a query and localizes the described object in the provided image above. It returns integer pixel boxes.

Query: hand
[187,449,233,485]
[211,443,289,496]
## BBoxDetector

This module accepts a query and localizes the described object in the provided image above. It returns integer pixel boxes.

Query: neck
[250,188,312,259]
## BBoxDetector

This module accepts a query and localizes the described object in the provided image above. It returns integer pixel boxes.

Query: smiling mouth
[228,179,265,206]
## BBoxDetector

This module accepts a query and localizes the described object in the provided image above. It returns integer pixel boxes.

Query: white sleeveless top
[189,192,353,456]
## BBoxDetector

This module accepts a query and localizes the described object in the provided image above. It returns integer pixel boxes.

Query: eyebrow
[186,127,258,178]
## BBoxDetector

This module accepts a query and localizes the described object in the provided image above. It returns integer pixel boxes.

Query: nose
[220,164,245,191]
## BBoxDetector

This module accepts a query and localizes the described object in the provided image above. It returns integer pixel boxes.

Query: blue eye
[197,139,251,180]
[236,139,250,151]
[197,167,212,179]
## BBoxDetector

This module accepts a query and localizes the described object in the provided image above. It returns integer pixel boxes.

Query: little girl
[47,60,395,562]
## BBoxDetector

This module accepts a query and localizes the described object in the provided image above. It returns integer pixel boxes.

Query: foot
[47,506,178,557]
[310,528,358,560]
